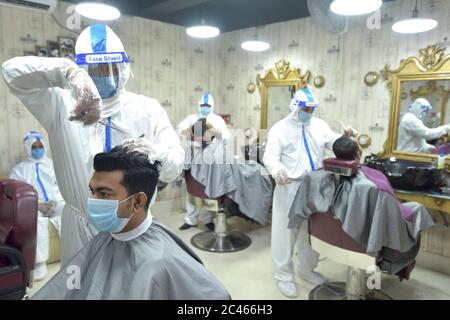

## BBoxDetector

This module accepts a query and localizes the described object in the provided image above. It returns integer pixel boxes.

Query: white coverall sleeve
[152,107,185,183]
[405,118,448,141]
[2,57,77,129]
[263,127,288,177]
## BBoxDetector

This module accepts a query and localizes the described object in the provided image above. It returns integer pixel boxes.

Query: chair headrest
[323,158,358,177]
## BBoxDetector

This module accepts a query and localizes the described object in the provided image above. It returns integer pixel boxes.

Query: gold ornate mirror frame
[383,45,450,164]
[257,60,310,129]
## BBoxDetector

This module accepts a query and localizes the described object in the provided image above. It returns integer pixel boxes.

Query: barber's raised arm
[2,57,74,127]
[407,116,449,140]
[2,56,101,127]
[323,121,342,151]
[152,104,185,183]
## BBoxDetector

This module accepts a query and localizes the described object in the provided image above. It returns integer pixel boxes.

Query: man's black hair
[93,145,161,210]
[332,135,359,160]
[191,118,215,148]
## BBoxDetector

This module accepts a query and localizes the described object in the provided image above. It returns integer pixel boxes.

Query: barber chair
[0,179,38,300]
[308,159,418,300]
[184,171,251,252]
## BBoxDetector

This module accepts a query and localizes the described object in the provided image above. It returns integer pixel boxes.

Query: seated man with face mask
[9,131,64,281]
[288,135,435,264]
[182,118,273,229]
[397,98,450,153]
[32,140,230,300]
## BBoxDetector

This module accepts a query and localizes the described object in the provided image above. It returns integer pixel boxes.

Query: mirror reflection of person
[397,98,450,153]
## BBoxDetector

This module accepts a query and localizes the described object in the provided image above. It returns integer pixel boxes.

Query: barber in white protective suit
[263,87,356,298]
[397,98,450,153]
[9,131,64,281]
[176,93,231,231]
[176,93,231,141]
[2,24,184,265]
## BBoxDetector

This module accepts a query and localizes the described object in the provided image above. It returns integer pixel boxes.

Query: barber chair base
[191,231,251,253]
[308,282,391,300]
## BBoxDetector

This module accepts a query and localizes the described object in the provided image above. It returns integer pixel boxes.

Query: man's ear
[134,192,148,210]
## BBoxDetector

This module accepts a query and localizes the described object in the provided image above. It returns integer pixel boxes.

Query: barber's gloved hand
[344,125,358,137]
[444,124,450,135]
[38,202,54,217]
[274,169,292,185]
[181,129,192,139]
[65,67,102,125]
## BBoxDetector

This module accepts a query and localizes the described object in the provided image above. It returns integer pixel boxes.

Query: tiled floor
[28,208,450,300]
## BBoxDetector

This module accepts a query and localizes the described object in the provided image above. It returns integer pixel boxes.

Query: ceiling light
[330,0,382,16]
[392,0,437,34]
[241,40,270,52]
[186,25,220,39]
[75,2,121,21]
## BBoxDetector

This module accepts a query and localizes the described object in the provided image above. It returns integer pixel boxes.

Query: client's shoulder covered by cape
[288,169,434,254]
[32,219,230,300]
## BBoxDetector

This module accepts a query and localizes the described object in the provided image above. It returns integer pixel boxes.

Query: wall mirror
[383,45,450,165]
[257,60,310,133]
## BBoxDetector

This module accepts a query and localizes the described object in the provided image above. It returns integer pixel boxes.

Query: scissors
[338,120,358,136]
[70,110,129,134]
[98,120,129,134]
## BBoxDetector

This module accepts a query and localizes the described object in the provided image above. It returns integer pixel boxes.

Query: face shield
[76,53,126,100]
[75,24,130,101]
[409,98,432,119]
[291,93,318,124]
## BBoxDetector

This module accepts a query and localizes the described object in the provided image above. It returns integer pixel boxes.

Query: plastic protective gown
[2,25,184,264]
[9,131,64,266]
[397,112,448,153]
[263,109,341,282]
[176,93,231,141]
[32,216,231,300]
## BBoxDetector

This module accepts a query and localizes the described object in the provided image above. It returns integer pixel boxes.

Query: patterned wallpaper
[209,0,450,159]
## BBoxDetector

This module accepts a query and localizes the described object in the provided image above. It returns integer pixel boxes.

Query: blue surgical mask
[298,110,312,124]
[31,148,45,160]
[91,75,119,99]
[199,106,211,117]
[87,194,135,233]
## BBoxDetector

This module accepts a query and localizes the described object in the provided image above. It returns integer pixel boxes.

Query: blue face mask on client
[91,75,120,99]
[87,194,136,233]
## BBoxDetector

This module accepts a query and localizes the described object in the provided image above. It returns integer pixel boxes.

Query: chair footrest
[191,230,251,253]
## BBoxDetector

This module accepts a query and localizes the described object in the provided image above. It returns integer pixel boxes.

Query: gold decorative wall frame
[382,45,450,166]
[256,60,311,129]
